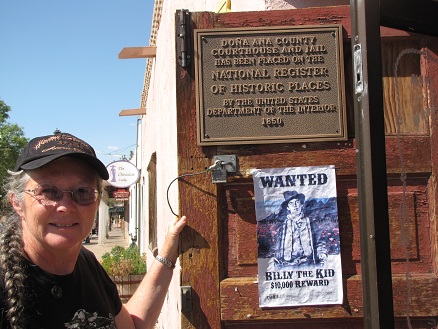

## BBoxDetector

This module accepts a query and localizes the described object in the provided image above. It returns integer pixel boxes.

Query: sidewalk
[83,226,131,261]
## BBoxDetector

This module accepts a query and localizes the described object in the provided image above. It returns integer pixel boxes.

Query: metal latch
[181,286,192,313]
[353,43,363,94]
[211,155,237,184]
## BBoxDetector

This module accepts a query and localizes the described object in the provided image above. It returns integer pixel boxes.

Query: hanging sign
[112,189,130,201]
[253,165,343,307]
[106,160,140,188]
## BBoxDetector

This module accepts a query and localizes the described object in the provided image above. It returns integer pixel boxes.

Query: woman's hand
[159,215,188,264]
[168,215,188,239]
[117,215,188,329]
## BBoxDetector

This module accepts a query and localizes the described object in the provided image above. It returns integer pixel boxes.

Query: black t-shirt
[0,247,122,329]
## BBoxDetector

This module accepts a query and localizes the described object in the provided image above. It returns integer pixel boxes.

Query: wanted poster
[253,165,343,307]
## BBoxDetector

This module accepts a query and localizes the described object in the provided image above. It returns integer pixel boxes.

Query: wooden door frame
[175,6,438,329]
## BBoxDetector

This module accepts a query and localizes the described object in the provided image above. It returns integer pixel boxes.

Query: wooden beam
[119,108,146,116]
[118,47,157,59]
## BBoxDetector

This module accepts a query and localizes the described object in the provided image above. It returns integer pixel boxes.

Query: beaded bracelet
[156,255,175,269]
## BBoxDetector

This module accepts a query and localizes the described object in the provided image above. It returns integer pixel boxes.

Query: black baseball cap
[14,131,109,180]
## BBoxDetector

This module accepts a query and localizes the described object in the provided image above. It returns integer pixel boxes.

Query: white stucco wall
[141,0,349,327]
[98,192,110,244]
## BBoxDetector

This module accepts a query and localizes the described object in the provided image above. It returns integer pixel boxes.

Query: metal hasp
[353,44,364,94]
[211,155,237,183]
[181,286,193,313]
[175,9,191,68]
[350,0,394,328]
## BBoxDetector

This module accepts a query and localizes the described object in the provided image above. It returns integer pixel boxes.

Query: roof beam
[118,46,157,59]
[119,108,146,116]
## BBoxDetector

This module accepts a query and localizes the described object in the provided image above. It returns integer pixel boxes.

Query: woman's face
[12,157,100,254]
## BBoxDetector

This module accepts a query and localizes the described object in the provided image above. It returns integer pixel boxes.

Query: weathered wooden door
[176,5,438,328]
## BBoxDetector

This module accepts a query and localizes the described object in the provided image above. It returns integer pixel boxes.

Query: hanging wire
[166,160,222,216]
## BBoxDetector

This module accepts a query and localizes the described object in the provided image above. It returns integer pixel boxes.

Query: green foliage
[101,244,147,276]
[0,99,28,209]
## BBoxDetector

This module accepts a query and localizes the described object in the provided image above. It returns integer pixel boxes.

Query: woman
[0,131,187,329]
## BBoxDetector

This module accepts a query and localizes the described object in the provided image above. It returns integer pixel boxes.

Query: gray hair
[5,170,29,205]
[1,169,103,328]
[1,170,29,328]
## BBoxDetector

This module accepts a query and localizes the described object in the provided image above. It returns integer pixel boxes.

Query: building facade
[125,1,438,328]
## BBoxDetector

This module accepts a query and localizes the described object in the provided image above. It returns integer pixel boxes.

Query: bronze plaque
[194,25,347,146]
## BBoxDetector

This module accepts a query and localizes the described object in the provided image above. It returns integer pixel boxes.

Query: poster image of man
[258,190,340,269]
[275,190,327,266]
[253,165,343,307]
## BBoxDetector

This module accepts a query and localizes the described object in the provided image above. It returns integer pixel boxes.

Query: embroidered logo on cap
[33,134,95,155]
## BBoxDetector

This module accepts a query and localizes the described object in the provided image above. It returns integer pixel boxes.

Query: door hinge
[176,9,191,68]
[180,285,193,313]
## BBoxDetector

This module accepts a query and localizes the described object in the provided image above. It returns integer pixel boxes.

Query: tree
[0,99,28,209]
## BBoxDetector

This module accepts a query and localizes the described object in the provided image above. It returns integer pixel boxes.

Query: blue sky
[0,1,153,166]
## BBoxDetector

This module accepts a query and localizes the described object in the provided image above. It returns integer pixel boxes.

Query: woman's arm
[115,215,187,329]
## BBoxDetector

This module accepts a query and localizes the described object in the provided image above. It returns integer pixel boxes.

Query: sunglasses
[24,185,100,206]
